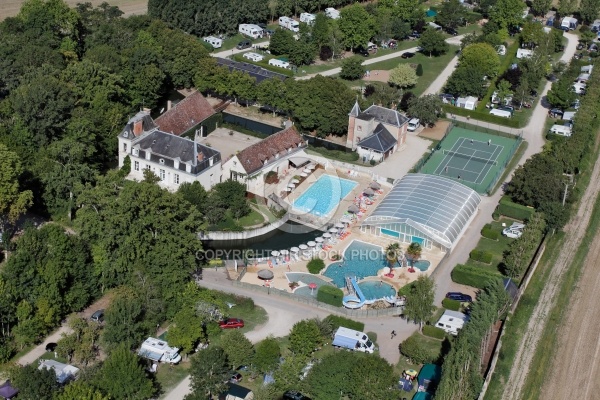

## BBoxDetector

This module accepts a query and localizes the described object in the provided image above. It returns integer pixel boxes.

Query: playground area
[418,126,521,194]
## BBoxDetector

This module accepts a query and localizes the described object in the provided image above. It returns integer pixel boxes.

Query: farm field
[0,0,147,20]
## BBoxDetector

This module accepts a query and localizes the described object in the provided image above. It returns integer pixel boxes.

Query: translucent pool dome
[361,174,481,250]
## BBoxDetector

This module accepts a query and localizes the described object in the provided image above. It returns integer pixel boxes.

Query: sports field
[419,127,521,194]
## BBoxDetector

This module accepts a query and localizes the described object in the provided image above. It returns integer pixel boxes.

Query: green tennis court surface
[418,127,521,194]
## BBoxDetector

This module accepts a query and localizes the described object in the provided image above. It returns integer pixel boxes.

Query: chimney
[167,100,172,110]
[133,120,143,136]
[197,151,204,162]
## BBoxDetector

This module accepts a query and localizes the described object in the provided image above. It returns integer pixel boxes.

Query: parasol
[315,237,324,243]
[299,244,308,250]
[335,222,345,228]
[322,232,332,238]
[291,178,300,184]
[370,181,381,190]
[307,241,316,247]
[271,250,280,256]
[329,228,338,233]
[348,204,360,213]
[258,269,274,280]
[290,247,300,252]
[308,282,317,295]
[363,188,375,196]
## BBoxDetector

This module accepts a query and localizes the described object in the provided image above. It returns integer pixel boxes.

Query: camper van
[325,8,340,19]
[243,52,264,62]
[239,24,264,39]
[138,337,182,364]
[490,109,512,118]
[561,16,578,31]
[573,82,586,94]
[268,59,290,69]
[549,124,572,137]
[436,310,469,336]
[203,36,223,49]
[300,13,316,25]
[407,118,420,132]
[279,16,300,32]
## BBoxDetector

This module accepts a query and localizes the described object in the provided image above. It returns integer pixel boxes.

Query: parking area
[199,127,262,160]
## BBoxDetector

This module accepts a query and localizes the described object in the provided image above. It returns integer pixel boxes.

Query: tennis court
[418,127,521,194]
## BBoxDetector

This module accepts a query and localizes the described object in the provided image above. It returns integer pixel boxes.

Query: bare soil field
[0,0,147,21]
[501,144,600,399]
[419,120,450,140]
[362,70,390,83]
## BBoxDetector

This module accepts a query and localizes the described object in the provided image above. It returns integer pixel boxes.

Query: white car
[508,222,525,230]
[503,228,523,239]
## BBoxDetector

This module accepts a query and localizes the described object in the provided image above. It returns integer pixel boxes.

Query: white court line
[473,145,504,184]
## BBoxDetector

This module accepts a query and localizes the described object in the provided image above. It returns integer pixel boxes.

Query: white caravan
[300,13,316,25]
[243,52,264,62]
[325,8,340,19]
[239,23,264,39]
[279,16,300,32]
[436,310,469,336]
[203,36,223,49]
[549,124,572,137]
[138,337,182,364]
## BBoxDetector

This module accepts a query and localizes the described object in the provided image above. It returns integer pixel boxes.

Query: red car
[219,318,244,329]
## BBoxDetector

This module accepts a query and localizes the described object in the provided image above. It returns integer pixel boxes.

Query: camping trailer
[490,109,512,118]
[549,124,572,137]
[138,337,182,364]
[300,13,316,25]
[279,16,300,32]
[268,59,290,69]
[436,310,469,335]
[325,8,340,19]
[243,52,264,62]
[332,327,375,353]
[239,24,264,39]
[203,36,223,49]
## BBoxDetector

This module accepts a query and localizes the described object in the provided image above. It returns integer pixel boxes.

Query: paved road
[211,39,270,59]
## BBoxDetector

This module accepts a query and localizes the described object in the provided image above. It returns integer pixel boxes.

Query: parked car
[508,222,525,231]
[265,29,275,36]
[354,47,369,57]
[283,390,312,400]
[401,52,415,59]
[91,309,104,323]
[409,31,421,38]
[445,27,458,36]
[219,318,245,329]
[502,228,523,239]
[445,292,473,302]
[236,40,252,50]
[230,372,243,383]
[45,342,57,352]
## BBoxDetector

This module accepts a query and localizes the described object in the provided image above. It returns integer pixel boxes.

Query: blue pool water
[324,241,387,288]
[412,260,431,271]
[293,174,357,216]
[286,273,334,298]
[358,281,396,300]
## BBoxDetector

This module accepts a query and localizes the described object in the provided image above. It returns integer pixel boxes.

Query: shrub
[399,335,438,364]
[307,258,325,274]
[469,250,493,264]
[451,264,503,289]
[316,285,344,307]
[323,315,364,332]
[497,196,535,220]
[416,63,423,77]
[308,146,360,163]
[264,171,278,184]
[422,325,446,340]
[481,225,500,240]
[442,104,522,128]
[442,298,461,311]
[398,281,416,296]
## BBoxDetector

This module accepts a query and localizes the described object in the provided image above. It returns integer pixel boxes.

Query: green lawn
[157,362,191,397]
[238,208,265,227]
[216,33,268,52]
[465,218,517,275]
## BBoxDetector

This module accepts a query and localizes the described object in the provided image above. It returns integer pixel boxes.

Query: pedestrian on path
[391,330,397,339]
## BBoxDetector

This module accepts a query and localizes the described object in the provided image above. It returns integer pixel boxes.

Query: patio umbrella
[291,178,300,184]
[307,241,316,247]
[335,222,345,228]
[300,172,308,177]
[290,247,300,253]
[340,215,352,223]
[364,188,375,196]
[307,164,316,170]
[315,237,324,243]
[308,282,317,295]
[287,183,296,188]
[322,232,332,238]
[370,181,381,190]
[286,187,292,192]
[258,269,274,280]
[299,244,308,250]
[329,228,338,233]
[271,250,280,257]
[303,168,311,174]
[280,249,289,255]
[348,204,360,213]
[383,267,391,274]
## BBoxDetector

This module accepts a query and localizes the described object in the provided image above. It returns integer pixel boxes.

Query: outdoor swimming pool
[324,241,387,288]
[412,260,431,271]
[358,281,396,300]
[286,272,334,298]
[293,174,357,217]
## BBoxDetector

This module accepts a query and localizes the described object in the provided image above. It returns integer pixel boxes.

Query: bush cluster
[443,104,523,128]
[323,315,365,332]
[422,325,446,340]
[399,335,439,364]
[316,285,344,307]
[481,224,500,240]
[307,258,325,274]
[469,250,493,264]
[497,196,535,221]
[451,264,504,289]
[442,298,461,311]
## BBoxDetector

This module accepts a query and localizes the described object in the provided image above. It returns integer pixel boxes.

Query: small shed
[417,364,442,392]
[426,9,437,17]
[0,381,18,400]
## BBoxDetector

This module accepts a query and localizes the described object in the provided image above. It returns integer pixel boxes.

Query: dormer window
[133,149,139,156]
[159,159,165,165]
[357,126,362,132]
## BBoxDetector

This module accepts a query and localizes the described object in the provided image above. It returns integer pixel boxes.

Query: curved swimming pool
[324,240,387,287]
[286,272,334,298]
[357,281,396,301]
[293,174,357,217]
[412,260,430,271]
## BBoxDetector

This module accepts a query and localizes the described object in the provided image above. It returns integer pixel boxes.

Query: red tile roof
[155,91,216,136]
[236,126,306,174]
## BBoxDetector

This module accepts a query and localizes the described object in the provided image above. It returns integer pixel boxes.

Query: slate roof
[235,125,305,174]
[357,123,397,152]
[216,57,288,83]
[349,100,361,117]
[136,130,219,165]
[120,111,157,138]
[154,91,216,136]
[356,105,408,127]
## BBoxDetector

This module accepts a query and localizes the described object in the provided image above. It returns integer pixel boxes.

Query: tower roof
[349,100,361,117]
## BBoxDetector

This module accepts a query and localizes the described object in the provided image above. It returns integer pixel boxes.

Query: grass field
[0,0,147,20]
[465,218,516,275]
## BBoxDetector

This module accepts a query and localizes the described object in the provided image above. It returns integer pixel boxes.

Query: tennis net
[443,149,497,166]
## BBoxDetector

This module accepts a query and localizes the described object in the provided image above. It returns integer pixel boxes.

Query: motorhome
[407,118,420,132]
[436,310,469,336]
[560,16,578,31]
[325,8,340,19]
[239,24,264,39]
[138,337,182,364]
[279,16,300,32]
[243,52,264,62]
[332,327,375,353]
[300,13,316,25]
[549,124,572,137]
[203,36,223,49]
[573,82,586,94]
[490,109,512,118]
[268,59,290,69]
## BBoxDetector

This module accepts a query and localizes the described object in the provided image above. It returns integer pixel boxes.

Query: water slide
[342,277,376,309]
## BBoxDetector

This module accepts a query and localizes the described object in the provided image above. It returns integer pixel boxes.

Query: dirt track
[0,0,147,20]
[501,142,600,400]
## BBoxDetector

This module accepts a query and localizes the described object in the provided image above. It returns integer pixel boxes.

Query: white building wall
[357,146,384,163]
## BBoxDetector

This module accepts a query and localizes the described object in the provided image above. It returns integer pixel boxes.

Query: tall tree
[186,346,230,400]
[56,381,108,400]
[254,336,281,373]
[339,4,376,50]
[490,0,526,29]
[220,329,254,369]
[546,79,577,110]
[289,319,322,356]
[437,0,467,29]
[530,0,552,17]
[460,43,501,77]
[340,56,366,80]
[102,287,150,351]
[10,364,58,400]
[96,345,155,400]
[403,275,435,331]
[580,0,600,24]
[557,0,577,16]
[407,95,443,126]
[418,28,449,57]
[388,64,418,88]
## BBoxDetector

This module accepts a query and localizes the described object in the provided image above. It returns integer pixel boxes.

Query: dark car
[410,31,421,38]
[530,89,538,98]
[230,372,243,383]
[354,47,369,57]
[257,23,267,29]
[91,309,104,323]
[577,43,585,50]
[236,40,252,50]
[446,292,473,302]
[219,318,245,329]
[45,342,57,352]
[401,52,415,59]
[283,390,312,400]
[445,27,458,36]
[265,29,275,36]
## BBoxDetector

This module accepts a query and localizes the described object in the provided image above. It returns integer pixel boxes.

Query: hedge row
[443,104,522,128]
[423,325,447,340]
[323,315,364,332]
[470,249,493,264]
[497,196,535,221]
[316,285,344,307]
[442,298,461,311]
[481,224,500,240]
[451,264,504,289]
